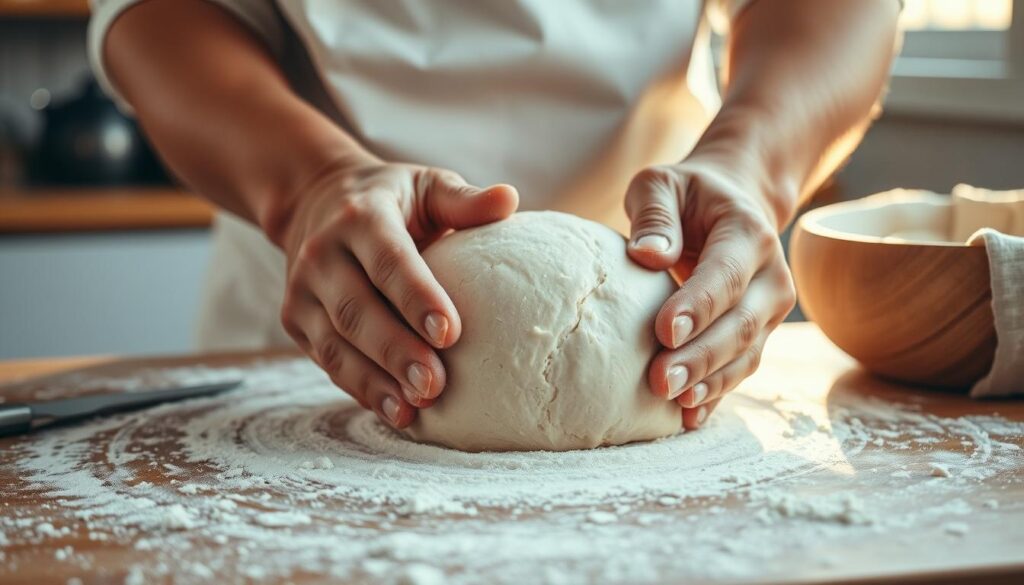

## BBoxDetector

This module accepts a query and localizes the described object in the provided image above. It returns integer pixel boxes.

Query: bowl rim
[797,189,969,248]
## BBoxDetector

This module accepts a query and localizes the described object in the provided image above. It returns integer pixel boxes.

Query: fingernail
[671,314,693,348]
[696,406,708,426]
[424,312,448,346]
[633,234,670,253]
[382,396,401,426]
[407,362,432,398]
[667,365,689,399]
[691,382,708,406]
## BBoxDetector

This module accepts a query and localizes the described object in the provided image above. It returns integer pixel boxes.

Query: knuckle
[317,339,345,374]
[780,287,797,317]
[331,294,363,337]
[279,293,302,338]
[746,216,777,250]
[627,166,674,204]
[281,320,304,345]
[635,202,676,231]
[745,343,764,375]
[780,271,798,309]
[704,373,723,398]
[718,255,747,303]
[397,284,421,317]
[724,199,776,249]
[632,165,674,189]
[735,306,760,348]
[692,286,717,324]
[369,241,404,287]
[377,338,400,369]
[333,198,374,226]
[429,168,463,187]
[296,236,327,267]
[689,342,715,379]
[279,289,297,320]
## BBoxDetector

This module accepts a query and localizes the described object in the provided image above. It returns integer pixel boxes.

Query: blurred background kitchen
[1,0,1023,359]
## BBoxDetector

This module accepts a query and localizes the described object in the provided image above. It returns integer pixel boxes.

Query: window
[887,0,1024,122]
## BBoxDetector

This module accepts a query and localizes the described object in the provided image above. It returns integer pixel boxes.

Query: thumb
[423,170,519,230]
[625,166,684,270]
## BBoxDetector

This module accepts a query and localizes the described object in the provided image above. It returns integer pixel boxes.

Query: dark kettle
[32,76,168,186]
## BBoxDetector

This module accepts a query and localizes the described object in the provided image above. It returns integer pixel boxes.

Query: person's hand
[271,157,518,429]
[624,156,796,430]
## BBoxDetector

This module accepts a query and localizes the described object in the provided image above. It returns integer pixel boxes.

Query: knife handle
[0,405,32,438]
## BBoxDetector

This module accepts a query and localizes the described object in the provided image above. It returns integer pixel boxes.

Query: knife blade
[0,380,241,437]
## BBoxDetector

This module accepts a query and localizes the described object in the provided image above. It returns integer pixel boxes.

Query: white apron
[90,0,745,350]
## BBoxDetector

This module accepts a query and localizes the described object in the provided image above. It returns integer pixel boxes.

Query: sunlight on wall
[900,0,1012,30]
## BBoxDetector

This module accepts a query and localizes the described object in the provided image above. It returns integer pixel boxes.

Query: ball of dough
[404,211,681,452]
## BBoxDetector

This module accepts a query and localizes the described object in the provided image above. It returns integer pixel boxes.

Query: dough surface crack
[540,261,608,428]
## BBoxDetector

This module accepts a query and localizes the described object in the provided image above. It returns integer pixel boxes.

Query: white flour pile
[1,358,1022,584]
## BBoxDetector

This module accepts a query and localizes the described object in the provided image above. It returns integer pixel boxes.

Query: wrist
[260,145,381,248]
[687,105,801,230]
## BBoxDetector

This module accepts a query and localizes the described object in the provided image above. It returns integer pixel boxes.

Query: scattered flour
[255,512,312,528]
[1,359,1021,584]
[944,522,970,536]
[756,492,872,526]
[158,505,201,530]
[586,511,619,525]
[398,563,447,585]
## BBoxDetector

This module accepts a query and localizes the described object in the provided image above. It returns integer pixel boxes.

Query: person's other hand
[271,158,518,429]
[624,157,796,430]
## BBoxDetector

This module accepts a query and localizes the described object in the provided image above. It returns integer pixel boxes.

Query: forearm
[104,0,373,241]
[691,0,900,228]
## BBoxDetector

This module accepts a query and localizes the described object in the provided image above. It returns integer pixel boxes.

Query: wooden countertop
[0,188,214,234]
[0,324,1022,584]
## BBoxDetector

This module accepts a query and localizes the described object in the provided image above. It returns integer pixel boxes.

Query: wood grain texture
[0,188,214,233]
[790,207,996,389]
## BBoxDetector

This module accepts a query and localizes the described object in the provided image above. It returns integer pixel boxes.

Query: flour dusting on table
[1,359,1022,584]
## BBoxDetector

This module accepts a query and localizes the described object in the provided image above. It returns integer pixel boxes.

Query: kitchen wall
[834,114,1024,198]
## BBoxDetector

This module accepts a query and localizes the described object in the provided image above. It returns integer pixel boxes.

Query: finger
[342,204,462,349]
[624,166,684,270]
[682,398,720,431]
[650,274,778,399]
[297,243,447,403]
[676,332,768,409]
[305,305,419,428]
[419,169,519,231]
[655,215,776,349]
[280,295,416,427]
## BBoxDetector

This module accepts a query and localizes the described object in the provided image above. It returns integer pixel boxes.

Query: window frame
[885,0,1024,123]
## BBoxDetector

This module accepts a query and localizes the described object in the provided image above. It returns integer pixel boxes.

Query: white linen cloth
[954,185,1024,398]
[89,0,753,350]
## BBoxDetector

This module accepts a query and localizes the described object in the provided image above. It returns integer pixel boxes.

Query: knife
[0,380,241,437]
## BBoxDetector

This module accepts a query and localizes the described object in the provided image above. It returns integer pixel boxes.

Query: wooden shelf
[0,0,88,18]
[0,187,215,234]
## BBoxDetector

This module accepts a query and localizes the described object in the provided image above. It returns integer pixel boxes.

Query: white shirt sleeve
[88,0,286,112]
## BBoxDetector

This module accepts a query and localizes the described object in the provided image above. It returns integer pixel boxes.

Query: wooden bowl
[789,190,996,389]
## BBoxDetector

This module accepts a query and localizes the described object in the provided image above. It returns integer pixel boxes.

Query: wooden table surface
[0,324,1021,585]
